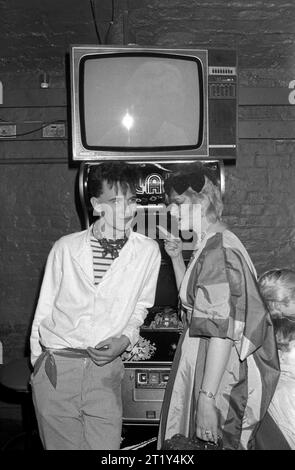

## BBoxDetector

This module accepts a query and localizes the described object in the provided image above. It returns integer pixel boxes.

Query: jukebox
[78,160,224,425]
[70,44,237,426]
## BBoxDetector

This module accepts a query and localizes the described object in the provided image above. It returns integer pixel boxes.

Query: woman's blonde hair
[258,269,295,316]
[197,176,223,223]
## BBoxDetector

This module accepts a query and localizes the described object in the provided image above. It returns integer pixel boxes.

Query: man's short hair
[88,162,140,198]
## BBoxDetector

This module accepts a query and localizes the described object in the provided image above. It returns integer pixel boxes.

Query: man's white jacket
[30,227,161,365]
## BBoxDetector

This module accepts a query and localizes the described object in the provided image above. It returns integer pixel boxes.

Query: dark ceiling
[1,0,295,81]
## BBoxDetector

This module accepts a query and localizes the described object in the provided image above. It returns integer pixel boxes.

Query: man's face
[91,180,137,236]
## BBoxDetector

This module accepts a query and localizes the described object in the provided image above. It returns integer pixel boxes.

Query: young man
[30,162,161,450]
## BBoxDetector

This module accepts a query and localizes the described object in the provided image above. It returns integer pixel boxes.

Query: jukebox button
[146,410,156,419]
[162,373,170,383]
[137,372,148,384]
[149,372,159,384]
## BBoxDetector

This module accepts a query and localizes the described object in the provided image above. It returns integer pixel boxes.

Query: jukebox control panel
[122,363,172,423]
[136,369,170,389]
[122,306,182,423]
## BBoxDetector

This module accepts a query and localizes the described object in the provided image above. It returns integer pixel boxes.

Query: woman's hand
[196,394,219,444]
[87,335,130,366]
[164,238,183,258]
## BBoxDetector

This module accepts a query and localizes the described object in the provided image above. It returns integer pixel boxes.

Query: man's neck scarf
[92,224,128,259]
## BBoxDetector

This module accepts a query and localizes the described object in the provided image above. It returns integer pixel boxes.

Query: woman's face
[169,187,206,232]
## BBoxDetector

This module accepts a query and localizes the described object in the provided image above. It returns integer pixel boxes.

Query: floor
[0,381,158,451]
[0,417,158,451]
[0,418,42,451]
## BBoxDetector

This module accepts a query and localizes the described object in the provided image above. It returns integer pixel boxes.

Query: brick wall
[0,0,295,366]
[0,164,81,361]
[123,0,295,273]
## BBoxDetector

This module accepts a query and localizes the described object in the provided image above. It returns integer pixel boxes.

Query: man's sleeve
[30,243,62,366]
[122,243,161,350]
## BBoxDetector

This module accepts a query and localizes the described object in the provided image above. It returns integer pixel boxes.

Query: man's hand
[87,335,130,366]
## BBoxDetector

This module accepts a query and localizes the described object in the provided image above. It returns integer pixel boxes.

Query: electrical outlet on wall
[0,124,16,137]
[42,123,66,138]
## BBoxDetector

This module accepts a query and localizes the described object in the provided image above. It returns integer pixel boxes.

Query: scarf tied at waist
[32,346,90,389]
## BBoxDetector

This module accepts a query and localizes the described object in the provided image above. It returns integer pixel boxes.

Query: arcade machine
[70,44,237,443]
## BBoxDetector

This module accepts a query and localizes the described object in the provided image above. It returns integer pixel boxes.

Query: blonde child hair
[258,269,295,317]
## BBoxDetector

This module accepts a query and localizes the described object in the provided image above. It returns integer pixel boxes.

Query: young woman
[158,164,280,450]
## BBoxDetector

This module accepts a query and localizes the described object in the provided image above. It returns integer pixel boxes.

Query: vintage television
[70,45,237,162]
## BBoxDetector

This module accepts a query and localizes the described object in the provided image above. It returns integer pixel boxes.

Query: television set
[70,45,237,162]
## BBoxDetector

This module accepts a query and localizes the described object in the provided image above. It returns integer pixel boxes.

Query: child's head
[258,269,295,318]
[273,317,295,365]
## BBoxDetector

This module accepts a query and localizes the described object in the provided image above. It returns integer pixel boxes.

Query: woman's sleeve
[189,238,273,361]
[189,239,246,344]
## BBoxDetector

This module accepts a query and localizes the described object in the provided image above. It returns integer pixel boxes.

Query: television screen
[81,53,203,151]
[70,45,212,161]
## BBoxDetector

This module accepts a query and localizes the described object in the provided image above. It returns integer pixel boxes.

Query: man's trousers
[31,355,124,450]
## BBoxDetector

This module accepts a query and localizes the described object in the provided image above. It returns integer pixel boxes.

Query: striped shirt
[90,236,115,285]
